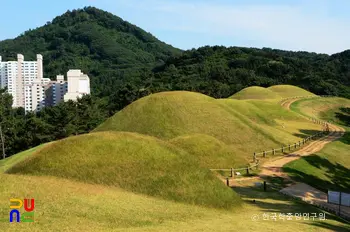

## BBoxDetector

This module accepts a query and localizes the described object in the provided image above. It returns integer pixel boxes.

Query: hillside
[0,6,181,100]
[6,131,241,209]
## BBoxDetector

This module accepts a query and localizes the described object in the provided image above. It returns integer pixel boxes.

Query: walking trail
[230,98,350,219]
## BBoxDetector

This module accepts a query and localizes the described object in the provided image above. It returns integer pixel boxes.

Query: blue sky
[1,0,350,54]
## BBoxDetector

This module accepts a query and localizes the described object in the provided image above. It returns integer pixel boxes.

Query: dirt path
[259,98,345,178]
[230,97,350,219]
[260,123,344,179]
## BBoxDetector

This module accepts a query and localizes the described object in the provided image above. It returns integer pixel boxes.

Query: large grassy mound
[6,131,241,209]
[170,134,247,168]
[268,85,316,98]
[230,86,281,100]
[94,91,321,162]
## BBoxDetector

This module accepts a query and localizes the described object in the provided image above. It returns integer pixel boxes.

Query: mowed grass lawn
[284,98,350,192]
[0,174,349,232]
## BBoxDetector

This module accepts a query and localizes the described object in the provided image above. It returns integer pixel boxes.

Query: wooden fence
[211,95,335,179]
[210,159,260,179]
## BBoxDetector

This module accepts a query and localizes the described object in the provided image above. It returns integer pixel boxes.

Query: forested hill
[151,46,350,99]
[0,6,181,98]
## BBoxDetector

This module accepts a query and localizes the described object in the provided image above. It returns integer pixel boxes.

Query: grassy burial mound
[268,85,316,98]
[230,86,282,100]
[6,132,241,209]
[93,91,277,146]
[170,134,248,168]
[218,99,321,147]
[94,90,322,164]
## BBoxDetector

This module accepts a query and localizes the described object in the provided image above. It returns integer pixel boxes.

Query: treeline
[0,89,108,157]
[150,46,350,99]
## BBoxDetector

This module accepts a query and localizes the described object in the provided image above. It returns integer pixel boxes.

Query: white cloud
[106,0,350,54]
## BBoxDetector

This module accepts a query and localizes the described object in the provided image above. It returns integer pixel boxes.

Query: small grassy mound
[7,132,241,209]
[230,86,281,100]
[268,85,315,98]
[170,134,247,168]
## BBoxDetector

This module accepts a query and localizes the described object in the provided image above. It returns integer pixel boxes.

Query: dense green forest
[0,6,349,157]
[152,47,350,99]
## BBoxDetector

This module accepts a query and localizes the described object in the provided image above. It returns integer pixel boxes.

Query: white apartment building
[64,70,90,102]
[0,54,50,112]
[0,54,90,111]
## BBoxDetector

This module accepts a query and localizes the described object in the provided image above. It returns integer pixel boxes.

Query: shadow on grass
[337,131,350,145]
[232,185,349,230]
[309,221,350,232]
[335,107,350,127]
[283,155,350,192]
[293,129,322,138]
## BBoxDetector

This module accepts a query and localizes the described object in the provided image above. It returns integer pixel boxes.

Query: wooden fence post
[273,149,276,155]
[246,166,250,175]
[226,178,229,186]
[253,152,256,163]
[263,151,266,158]
[294,143,297,149]
[230,168,233,177]
[289,144,291,151]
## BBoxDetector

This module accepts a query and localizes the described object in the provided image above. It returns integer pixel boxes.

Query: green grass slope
[0,143,50,173]
[94,91,321,165]
[290,97,350,121]
[170,134,247,168]
[284,97,350,192]
[6,131,240,209]
[268,85,316,98]
[1,173,349,232]
[230,86,282,100]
